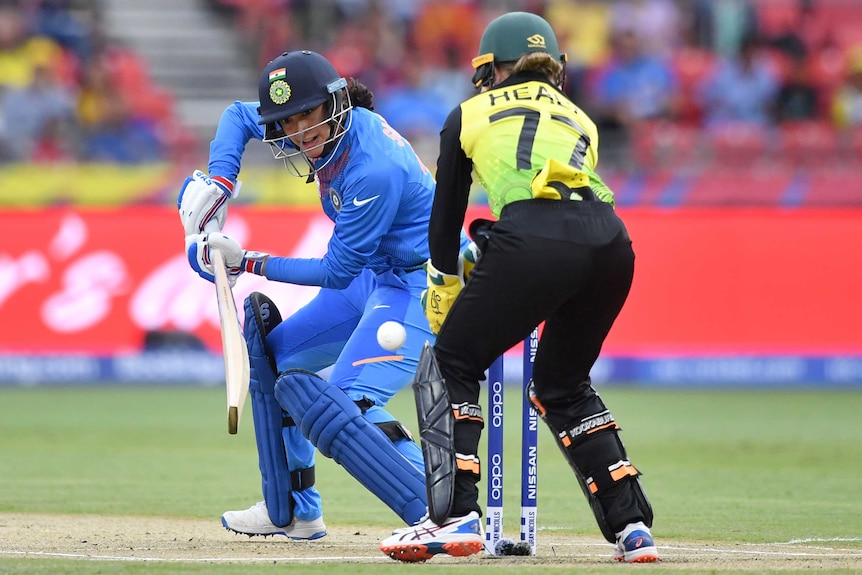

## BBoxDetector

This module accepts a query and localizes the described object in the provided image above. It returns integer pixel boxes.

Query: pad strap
[453,402,483,423]
[349,397,416,443]
[376,420,415,443]
[291,467,315,491]
[557,410,620,448]
[585,460,639,494]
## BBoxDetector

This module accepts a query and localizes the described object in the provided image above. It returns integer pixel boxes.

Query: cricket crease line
[782,537,861,544]
[660,546,861,558]
[513,535,862,558]
[0,550,392,563]
[539,527,861,550]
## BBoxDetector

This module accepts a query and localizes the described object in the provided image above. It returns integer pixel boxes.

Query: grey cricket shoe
[613,521,659,563]
[221,501,327,540]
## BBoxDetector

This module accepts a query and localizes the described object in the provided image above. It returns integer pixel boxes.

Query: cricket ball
[377,321,407,351]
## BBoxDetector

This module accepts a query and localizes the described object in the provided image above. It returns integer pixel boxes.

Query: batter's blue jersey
[207,103,440,289]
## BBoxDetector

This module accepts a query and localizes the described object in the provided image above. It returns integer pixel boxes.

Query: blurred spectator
[697,34,780,130]
[0,5,66,89]
[325,20,377,88]
[30,0,97,64]
[610,0,682,58]
[82,96,164,163]
[546,0,610,68]
[362,1,412,95]
[76,51,112,128]
[374,50,452,141]
[255,3,296,70]
[688,0,758,58]
[420,45,473,112]
[546,0,611,105]
[773,55,820,122]
[0,60,77,161]
[7,0,862,172]
[77,40,177,132]
[380,0,425,29]
[766,0,812,62]
[671,24,718,125]
[589,27,678,150]
[831,47,862,129]
[410,0,480,70]
[334,0,370,20]
[29,113,78,162]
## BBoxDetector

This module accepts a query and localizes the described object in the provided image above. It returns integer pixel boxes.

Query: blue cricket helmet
[257,50,348,140]
[256,50,352,178]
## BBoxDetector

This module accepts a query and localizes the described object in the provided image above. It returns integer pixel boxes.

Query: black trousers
[434,199,641,530]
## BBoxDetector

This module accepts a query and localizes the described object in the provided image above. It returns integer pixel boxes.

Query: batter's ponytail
[348,78,374,111]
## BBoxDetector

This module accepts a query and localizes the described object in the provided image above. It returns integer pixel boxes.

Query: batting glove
[185,232,268,287]
[421,260,464,334]
[177,170,241,236]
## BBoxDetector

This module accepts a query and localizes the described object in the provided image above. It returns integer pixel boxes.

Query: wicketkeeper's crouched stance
[380,11,658,563]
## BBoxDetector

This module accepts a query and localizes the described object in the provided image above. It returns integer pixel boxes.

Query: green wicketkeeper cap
[472,11,565,70]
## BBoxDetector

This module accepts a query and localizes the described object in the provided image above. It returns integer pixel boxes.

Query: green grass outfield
[1,385,860,573]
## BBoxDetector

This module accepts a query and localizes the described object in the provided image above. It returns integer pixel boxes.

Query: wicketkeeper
[380,12,659,563]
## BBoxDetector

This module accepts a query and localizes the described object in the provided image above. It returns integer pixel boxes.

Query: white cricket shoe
[380,511,484,562]
[221,501,327,540]
[391,512,429,535]
[613,521,659,563]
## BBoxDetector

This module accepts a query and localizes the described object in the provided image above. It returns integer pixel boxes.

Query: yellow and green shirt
[430,72,614,273]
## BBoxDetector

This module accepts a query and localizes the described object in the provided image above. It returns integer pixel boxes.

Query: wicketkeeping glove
[459,241,481,283]
[185,232,269,287]
[421,260,464,334]
[177,170,241,236]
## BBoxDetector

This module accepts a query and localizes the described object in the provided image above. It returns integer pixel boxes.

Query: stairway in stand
[101,0,258,150]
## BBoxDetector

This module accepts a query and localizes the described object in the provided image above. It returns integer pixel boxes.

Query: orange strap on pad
[585,459,640,494]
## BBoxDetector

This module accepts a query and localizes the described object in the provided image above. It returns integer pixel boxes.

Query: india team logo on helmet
[270,80,291,105]
[267,66,291,104]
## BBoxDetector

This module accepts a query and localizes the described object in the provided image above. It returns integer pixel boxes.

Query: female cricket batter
[380,12,659,563]
[178,50,467,540]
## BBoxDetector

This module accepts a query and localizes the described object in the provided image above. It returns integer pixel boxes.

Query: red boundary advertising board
[1,206,860,356]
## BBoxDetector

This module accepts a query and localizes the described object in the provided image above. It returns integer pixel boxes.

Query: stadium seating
[5,0,861,207]
[777,120,841,170]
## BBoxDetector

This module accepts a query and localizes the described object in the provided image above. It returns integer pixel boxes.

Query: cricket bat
[212,247,250,434]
